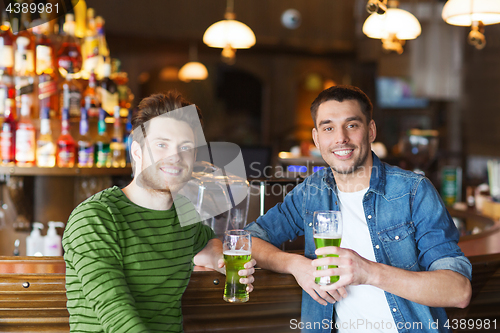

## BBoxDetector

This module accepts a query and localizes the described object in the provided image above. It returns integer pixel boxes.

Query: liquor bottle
[56,108,76,167]
[35,20,59,119]
[77,107,94,168]
[57,13,82,76]
[95,16,109,78]
[0,11,15,77]
[112,59,131,109]
[94,108,110,168]
[14,11,35,78]
[99,62,118,115]
[60,62,82,118]
[0,75,14,118]
[36,107,56,167]
[74,0,87,39]
[14,11,36,118]
[110,106,126,168]
[83,70,99,117]
[15,94,36,166]
[82,8,98,76]
[1,96,16,165]
[125,108,133,164]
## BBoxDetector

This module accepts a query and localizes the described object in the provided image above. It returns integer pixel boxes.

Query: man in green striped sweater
[63,92,256,333]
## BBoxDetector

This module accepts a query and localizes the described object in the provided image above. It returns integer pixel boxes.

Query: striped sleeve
[62,201,150,333]
[174,194,216,254]
[192,223,217,254]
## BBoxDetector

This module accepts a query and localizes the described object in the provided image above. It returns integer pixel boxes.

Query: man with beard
[244,85,471,332]
[63,92,255,333]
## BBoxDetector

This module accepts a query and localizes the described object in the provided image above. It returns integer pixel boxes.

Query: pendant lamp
[203,0,256,64]
[179,44,208,82]
[442,0,500,49]
[362,1,421,54]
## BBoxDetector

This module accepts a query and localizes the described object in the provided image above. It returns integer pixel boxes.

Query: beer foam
[223,250,251,256]
[313,234,341,239]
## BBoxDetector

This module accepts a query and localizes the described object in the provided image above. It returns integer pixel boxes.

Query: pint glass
[223,230,252,303]
[313,211,342,285]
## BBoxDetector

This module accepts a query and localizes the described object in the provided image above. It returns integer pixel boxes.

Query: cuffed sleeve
[412,178,471,276]
[244,221,272,242]
[429,256,472,281]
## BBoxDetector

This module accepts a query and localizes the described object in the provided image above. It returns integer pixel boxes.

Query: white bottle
[26,222,44,256]
[43,221,65,256]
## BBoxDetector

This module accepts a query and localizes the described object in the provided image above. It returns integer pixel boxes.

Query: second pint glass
[223,230,252,303]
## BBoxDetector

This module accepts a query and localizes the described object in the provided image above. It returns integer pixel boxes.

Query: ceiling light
[203,0,256,64]
[179,62,208,82]
[442,0,500,49]
[179,44,208,82]
[159,67,179,82]
[363,9,421,40]
[362,1,421,54]
[442,0,500,25]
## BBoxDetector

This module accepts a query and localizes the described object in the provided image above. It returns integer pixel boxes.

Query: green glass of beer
[223,230,252,303]
[313,210,342,285]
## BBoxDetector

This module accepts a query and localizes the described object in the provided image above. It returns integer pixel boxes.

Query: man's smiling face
[135,116,196,194]
[312,99,376,176]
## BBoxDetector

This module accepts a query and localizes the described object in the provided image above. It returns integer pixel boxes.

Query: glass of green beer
[223,230,252,303]
[313,210,342,285]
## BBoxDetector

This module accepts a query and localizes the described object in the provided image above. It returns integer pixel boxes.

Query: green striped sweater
[62,186,215,333]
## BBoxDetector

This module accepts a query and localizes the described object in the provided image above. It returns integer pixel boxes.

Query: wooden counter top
[1,249,500,332]
[459,228,500,257]
[0,258,300,333]
[1,207,500,332]
[449,207,500,257]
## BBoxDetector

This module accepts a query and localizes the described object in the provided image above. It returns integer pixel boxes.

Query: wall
[462,24,500,159]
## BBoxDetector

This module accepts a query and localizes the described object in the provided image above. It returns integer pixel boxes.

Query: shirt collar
[322,152,386,196]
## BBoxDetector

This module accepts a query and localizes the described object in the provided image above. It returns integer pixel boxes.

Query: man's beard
[330,132,371,176]
[331,147,370,175]
[136,161,191,194]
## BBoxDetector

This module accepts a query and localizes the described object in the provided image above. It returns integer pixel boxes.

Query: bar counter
[0,209,499,332]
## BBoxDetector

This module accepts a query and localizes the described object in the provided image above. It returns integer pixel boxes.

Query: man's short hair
[132,91,203,147]
[310,85,373,127]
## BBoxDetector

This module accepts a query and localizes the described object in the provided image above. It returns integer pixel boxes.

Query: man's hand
[218,258,257,293]
[291,255,347,306]
[311,246,373,291]
[311,246,472,308]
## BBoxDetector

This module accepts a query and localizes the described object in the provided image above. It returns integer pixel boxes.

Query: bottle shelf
[0,165,132,177]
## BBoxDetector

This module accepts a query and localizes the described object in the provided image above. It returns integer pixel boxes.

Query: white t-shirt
[334,188,398,333]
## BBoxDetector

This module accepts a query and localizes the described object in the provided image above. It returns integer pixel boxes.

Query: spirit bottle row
[0,1,133,169]
[0,4,132,122]
[1,103,132,168]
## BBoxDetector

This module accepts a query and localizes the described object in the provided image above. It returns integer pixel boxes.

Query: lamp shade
[363,8,422,40]
[178,62,208,82]
[203,19,256,49]
[442,0,500,26]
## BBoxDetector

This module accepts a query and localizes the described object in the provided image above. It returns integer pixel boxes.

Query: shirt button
[367,215,372,219]
[309,223,312,227]
[375,245,380,249]
[393,308,397,312]
[395,236,400,240]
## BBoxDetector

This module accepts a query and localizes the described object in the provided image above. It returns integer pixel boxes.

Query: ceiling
[86,0,358,54]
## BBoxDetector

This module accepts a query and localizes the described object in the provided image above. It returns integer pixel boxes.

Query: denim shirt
[245,153,472,333]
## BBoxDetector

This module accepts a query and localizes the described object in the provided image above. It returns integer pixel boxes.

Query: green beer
[314,235,342,285]
[223,250,251,302]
